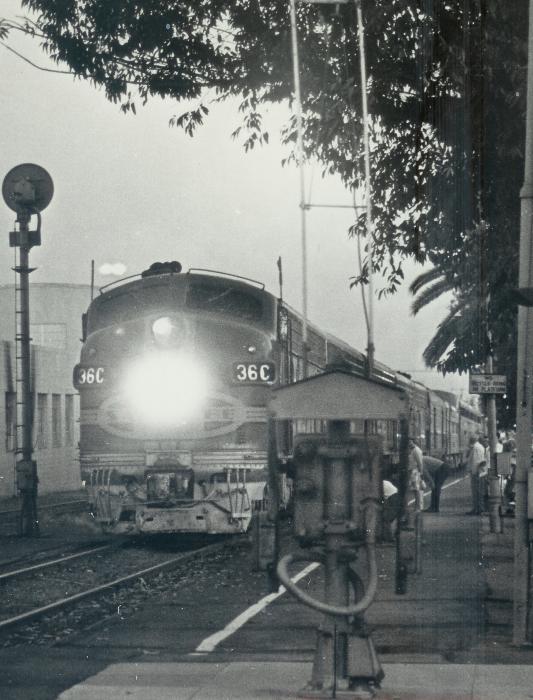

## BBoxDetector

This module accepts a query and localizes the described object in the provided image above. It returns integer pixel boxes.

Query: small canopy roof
[270,370,407,421]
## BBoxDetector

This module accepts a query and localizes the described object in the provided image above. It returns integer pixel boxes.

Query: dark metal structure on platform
[269,370,409,699]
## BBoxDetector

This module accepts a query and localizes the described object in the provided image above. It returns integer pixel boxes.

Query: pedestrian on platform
[422,456,450,513]
[381,480,401,542]
[466,435,486,515]
[403,438,424,528]
[480,436,491,512]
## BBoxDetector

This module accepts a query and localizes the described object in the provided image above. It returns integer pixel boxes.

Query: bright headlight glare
[123,353,208,426]
[152,316,174,338]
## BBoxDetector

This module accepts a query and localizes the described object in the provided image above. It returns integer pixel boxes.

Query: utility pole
[289,0,310,378]
[514,0,533,645]
[2,164,54,537]
[288,0,375,377]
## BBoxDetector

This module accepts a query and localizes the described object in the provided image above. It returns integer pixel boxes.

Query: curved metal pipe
[276,543,378,618]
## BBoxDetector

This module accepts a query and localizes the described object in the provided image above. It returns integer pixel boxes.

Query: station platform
[54,482,533,700]
[2,478,532,700]
[56,660,533,700]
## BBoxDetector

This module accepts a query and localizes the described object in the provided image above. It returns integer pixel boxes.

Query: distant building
[0,284,91,497]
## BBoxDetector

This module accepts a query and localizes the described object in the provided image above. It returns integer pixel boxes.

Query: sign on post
[469,373,507,394]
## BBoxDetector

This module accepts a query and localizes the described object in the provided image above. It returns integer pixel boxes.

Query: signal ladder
[12,245,39,535]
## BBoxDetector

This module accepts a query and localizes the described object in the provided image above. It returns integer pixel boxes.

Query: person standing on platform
[480,436,491,512]
[466,436,486,515]
[403,438,424,528]
[422,456,451,513]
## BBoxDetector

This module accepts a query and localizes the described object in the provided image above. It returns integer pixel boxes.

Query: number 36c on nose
[233,362,276,384]
[73,364,105,388]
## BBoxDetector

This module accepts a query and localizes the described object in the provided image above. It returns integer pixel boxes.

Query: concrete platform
[57,661,533,700]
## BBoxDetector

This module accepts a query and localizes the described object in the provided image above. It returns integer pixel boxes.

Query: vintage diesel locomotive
[74,262,484,535]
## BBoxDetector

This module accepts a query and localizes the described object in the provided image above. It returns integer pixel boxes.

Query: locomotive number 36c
[233,362,275,384]
[74,366,105,386]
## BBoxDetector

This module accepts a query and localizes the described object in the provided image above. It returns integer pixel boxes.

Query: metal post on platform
[310,420,352,692]
[513,0,533,646]
[485,356,503,535]
[2,164,54,538]
[277,430,383,697]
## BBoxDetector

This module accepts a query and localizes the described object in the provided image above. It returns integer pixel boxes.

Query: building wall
[0,283,91,360]
[0,284,91,497]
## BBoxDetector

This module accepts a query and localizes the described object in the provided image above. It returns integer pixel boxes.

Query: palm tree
[409,265,486,374]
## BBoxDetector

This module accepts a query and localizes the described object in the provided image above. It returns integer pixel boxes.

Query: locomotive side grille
[80,453,145,469]
[193,450,267,469]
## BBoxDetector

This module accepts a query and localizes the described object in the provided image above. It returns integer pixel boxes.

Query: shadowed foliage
[3,0,527,422]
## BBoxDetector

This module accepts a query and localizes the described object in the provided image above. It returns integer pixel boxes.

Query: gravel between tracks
[1,534,247,648]
[0,504,257,649]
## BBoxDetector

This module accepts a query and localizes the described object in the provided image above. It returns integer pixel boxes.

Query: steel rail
[0,540,228,633]
[0,543,113,583]
[0,499,88,519]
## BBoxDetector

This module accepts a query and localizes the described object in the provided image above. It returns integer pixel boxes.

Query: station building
[0,283,91,498]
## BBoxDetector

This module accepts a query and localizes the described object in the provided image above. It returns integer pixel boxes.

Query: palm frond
[411,277,455,315]
[422,314,462,367]
[408,267,445,295]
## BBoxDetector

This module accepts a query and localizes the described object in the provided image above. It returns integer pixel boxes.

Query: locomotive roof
[97,266,267,297]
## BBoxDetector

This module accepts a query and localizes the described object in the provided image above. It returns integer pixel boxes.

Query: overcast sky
[0,1,468,394]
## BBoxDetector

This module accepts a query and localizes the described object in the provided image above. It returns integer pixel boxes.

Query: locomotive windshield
[87,283,183,333]
[186,280,263,322]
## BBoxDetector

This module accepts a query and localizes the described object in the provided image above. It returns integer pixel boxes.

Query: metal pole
[16,214,38,537]
[486,355,502,534]
[311,420,351,691]
[355,0,375,377]
[514,0,533,646]
[289,0,309,377]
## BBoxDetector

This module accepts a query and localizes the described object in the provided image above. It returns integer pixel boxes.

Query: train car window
[349,419,365,434]
[186,281,263,321]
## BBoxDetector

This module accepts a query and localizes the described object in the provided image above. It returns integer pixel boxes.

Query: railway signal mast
[2,163,54,537]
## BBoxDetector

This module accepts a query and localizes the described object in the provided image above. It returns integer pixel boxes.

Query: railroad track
[0,499,89,534]
[0,541,116,582]
[0,536,238,646]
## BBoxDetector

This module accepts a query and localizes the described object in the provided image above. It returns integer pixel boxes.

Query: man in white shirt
[467,436,486,515]
[403,438,424,528]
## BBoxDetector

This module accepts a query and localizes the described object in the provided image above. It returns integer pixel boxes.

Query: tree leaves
[10,1,527,408]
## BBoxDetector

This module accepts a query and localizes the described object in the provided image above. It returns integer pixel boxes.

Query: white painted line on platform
[409,474,466,505]
[192,562,320,654]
